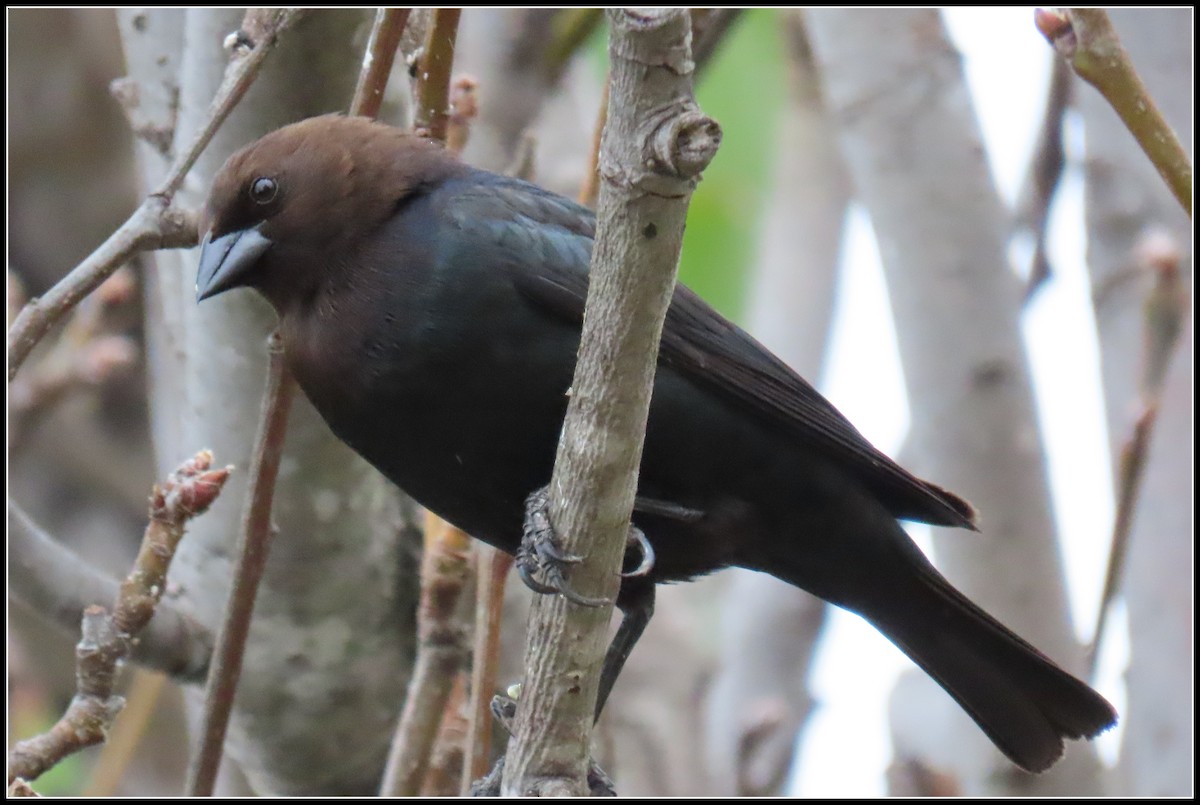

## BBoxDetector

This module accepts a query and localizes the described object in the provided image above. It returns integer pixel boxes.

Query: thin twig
[380,513,473,796]
[1017,56,1073,304]
[7,452,230,787]
[691,8,745,77]
[1036,8,1191,217]
[544,8,605,81]
[461,547,514,793]
[7,201,195,381]
[1087,230,1188,676]
[9,270,138,450]
[8,503,213,680]
[185,337,295,797]
[350,8,412,120]
[164,9,304,200]
[577,78,609,208]
[7,9,304,381]
[413,8,463,142]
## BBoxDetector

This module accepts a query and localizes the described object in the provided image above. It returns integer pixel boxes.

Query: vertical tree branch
[1087,231,1188,675]
[413,9,463,141]
[501,9,720,796]
[461,547,514,793]
[379,514,473,796]
[350,9,412,120]
[1074,9,1191,793]
[185,336,295,797]
[375,11,472,795]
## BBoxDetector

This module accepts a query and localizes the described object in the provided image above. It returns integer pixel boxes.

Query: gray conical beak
[196,225,273,302]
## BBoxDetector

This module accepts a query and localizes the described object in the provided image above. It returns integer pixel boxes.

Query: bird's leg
[517,486,699,602]
[595,583,655,721]
[624,495,702,578]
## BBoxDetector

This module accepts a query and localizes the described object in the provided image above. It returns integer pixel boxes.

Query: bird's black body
[197,115,1115,774]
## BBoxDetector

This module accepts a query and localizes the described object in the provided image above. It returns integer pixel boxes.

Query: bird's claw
[538,537,583,565]
[517,486,609,608]
[620,525,655,578]
[516,561,561,597]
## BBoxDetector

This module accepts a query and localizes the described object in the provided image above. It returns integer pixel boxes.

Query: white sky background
[786,9,1126,796]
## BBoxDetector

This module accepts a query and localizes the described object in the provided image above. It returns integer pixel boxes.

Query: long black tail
[856,563,1117,772]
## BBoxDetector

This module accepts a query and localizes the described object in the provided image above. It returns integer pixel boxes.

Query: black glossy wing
[447,172,978,529]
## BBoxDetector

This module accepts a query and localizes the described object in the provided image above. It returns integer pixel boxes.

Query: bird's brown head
[196,114,463,311]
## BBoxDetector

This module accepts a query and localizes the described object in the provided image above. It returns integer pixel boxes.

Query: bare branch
[1036,8,1191,216]
[501,9,720,796]
[350,9,412,120]
[7,200,195,381]
[422,674,470,795]
[690,9,744,76]
[9,503,213,681]
[461,547,514,793]
[7,451,230,786]
[1088,230,1189,675]
[1016,57,1073,303]
[7,9,304,381]
[413,9,463,142]
[185,336,295,797]
[380,514,474,796]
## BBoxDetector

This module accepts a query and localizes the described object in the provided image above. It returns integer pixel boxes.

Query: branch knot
[649,107,722,180]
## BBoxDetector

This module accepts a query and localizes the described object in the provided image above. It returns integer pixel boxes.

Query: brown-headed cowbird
[196,115,1115,773]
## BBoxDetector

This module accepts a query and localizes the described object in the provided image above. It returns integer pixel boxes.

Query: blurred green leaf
[681,10,786,321]
[587,10,786,321]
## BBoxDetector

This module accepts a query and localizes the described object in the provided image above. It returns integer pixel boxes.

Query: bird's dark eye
[249,177,278,205]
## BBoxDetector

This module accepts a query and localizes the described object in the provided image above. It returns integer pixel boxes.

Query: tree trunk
[807,9,1104,794]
